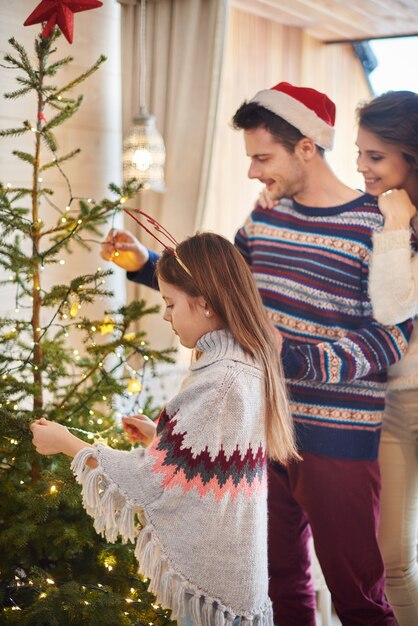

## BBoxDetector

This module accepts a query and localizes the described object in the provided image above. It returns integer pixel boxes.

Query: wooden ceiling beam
[231,0,418,41]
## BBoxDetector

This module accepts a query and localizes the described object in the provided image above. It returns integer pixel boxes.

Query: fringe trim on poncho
[71,447,274,626]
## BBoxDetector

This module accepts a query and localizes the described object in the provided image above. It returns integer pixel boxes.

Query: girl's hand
[378,189,417,231]
[30,418,92,458]
[122,415,157,447]
[30,418,70,455]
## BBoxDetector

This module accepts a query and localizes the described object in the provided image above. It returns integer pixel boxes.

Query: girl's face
[158,279,221,349]
[356,126,414,196]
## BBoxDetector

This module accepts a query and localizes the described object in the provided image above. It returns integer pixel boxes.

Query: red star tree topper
[24,0,103,44]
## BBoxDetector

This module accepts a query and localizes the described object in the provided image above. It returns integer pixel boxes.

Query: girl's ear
[196,296,213,317]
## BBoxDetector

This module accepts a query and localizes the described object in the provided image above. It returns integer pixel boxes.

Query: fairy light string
[0,27,178,626]
[4,566,172,620]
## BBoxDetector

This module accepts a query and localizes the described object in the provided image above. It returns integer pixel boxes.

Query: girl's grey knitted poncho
[71,329,273,625]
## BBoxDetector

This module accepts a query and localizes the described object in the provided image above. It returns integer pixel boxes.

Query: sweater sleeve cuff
[372,229,411,253]
[127,250,160,289]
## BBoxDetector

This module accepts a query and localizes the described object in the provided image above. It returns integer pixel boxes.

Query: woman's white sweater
[369,229,418,390]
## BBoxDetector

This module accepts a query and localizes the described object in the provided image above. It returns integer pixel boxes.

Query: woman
[357,90,418,626]
[255,91,418,624]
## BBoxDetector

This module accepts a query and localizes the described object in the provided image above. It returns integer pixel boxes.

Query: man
[102,82,411,625]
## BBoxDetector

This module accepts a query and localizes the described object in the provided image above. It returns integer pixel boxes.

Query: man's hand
[100,228,149,272]
[379,189,416,231]
[122,414,157,447]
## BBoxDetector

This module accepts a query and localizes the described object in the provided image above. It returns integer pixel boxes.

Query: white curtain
[118,0,229,349]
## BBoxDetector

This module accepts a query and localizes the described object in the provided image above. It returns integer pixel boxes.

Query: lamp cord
[139,0,147,111]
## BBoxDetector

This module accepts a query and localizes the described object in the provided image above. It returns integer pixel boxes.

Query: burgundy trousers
[268,452,397,626]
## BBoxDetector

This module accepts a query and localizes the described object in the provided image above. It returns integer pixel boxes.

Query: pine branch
[0,185,52,200]
[12,150,35,165]
[53,55,107,99]
[41,201,123,254]
[47,96,81,111]
[41,128,58,152]
[0,196,32,236]
[43,96,83,132]
[40,148,81,172]
[0,124,31,138]
[44,56,74,76]
[54,334,136,412]
[4,86,33,100]
[4,37,36,79]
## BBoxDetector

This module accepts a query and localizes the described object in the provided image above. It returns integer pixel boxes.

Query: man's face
[244,127,306,201]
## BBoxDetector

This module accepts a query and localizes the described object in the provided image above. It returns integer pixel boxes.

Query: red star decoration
[24,0,103,44]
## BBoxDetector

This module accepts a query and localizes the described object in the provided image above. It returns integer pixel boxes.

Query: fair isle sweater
[234,195,412,461]
[129,195,412,461]
[71,330,273,626]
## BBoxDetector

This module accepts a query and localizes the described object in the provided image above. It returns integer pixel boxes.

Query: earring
[205,310,210,317]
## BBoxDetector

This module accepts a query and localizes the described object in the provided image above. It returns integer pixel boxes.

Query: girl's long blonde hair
[156,232,299,464]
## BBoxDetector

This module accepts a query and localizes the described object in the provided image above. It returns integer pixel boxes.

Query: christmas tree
[0,13,176,626]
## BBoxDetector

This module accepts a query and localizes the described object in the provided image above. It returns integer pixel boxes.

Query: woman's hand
[100,228,149,272]
[255,187,277,210]
[378,189,417,231]
[122,414,157,447]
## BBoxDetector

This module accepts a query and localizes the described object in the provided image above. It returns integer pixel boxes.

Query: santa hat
[250,82,336,150]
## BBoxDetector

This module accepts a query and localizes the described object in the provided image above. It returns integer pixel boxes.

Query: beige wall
[201,7,371,239]
[0,1,373,360]
[0,0,124,323]
[300,32,372,191]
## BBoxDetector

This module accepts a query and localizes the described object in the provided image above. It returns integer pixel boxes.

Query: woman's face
[356,126,414,196]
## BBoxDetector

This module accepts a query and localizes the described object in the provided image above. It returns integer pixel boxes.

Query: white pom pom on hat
[250,81,336,150]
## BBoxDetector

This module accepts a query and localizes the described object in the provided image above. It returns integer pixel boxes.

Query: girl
[31,231,299,626]
[356,90,418,626]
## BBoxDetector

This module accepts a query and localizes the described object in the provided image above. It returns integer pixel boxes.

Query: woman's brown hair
[357,90,418,169]
[157,232,299,464]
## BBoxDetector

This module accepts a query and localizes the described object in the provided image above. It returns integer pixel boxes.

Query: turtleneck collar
[191,329,258,371]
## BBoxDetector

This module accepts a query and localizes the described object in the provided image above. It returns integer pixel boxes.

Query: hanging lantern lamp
[122,0,166,192]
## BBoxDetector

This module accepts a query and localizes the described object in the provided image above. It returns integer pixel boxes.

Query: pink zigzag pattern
[149,410,268,502]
